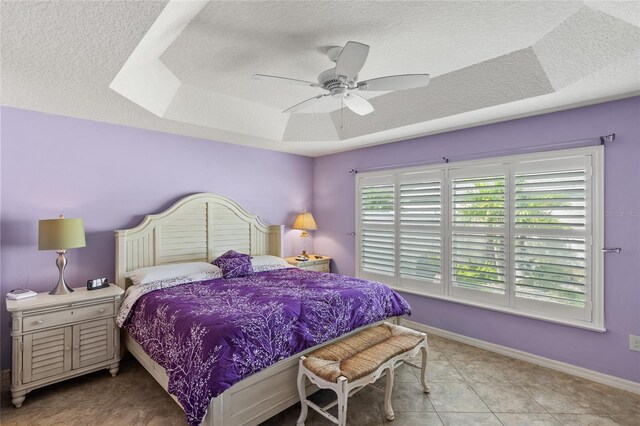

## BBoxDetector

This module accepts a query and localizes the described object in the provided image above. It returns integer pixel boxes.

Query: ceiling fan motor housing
[318,68,343,89]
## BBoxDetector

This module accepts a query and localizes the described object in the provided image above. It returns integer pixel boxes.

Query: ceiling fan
[252,41,430,116]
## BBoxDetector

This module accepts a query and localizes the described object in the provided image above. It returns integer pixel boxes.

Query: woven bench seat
[304,323,426,382]
[296,322,429,426]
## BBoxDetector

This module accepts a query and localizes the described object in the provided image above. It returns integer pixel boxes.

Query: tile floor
[1,334,639,425]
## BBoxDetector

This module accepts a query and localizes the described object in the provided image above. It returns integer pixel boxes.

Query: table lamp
[292,210,317,258]
[38,215,86,295]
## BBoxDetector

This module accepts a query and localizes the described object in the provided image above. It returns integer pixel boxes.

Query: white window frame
[355,146,604,332]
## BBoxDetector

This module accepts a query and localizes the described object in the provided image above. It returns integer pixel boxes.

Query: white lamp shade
[38,217,86,250]
[292,211,317,231]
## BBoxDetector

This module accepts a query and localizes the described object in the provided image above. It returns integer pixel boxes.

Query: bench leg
[384,365,395,421]
[296,360,308,426]
[420,345,430,393]
[337,377,349,426]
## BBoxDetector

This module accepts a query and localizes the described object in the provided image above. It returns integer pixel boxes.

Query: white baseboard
[400,318,640,395]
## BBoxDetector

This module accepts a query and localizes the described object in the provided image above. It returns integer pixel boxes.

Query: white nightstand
[285,255,332,273]
[5,284,124,408]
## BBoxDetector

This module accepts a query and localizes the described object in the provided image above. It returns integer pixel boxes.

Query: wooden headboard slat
[114,193,284,289]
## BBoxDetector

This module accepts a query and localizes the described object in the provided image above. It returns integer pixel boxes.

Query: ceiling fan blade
[335,41,369,81]
[343,93,374,116]
[283,94,328,113]
[357,74,430,91]
[253,74,320,87]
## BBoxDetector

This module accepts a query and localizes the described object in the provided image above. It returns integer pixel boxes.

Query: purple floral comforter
[122,267,410,425]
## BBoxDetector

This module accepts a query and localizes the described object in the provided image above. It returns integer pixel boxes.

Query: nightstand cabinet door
[72,318,115,370]
[23,327,72,383]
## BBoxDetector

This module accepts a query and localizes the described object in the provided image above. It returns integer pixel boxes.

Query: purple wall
[2,98,639,383]
[0,107,315,370]
[314,97,640,383]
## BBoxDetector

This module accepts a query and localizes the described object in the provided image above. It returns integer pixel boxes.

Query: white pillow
[125,262,221,286]
[251,255,293,272]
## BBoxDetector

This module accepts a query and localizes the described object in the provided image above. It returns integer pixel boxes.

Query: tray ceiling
[2,1,639,156]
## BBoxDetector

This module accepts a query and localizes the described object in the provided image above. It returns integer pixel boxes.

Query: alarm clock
[87,277,109,291]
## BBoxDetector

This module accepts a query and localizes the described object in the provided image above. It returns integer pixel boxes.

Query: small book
[6,289,38,300]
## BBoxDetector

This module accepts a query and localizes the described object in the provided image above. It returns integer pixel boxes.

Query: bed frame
[115,193,396,425]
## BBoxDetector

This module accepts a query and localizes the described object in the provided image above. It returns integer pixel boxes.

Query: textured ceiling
[2,1,639,157]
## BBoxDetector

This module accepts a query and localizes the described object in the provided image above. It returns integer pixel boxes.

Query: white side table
[5,284,124,407]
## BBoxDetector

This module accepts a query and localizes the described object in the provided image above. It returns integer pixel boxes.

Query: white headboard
[114,193,284,290]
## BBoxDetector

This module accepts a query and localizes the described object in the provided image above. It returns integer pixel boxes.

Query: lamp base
[299,250,309,259]
[49,281,74,295]
[49,250,74,295]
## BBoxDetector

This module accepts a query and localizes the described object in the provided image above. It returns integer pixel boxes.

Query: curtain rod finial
[348,169,358,174]
[601,133,615,144]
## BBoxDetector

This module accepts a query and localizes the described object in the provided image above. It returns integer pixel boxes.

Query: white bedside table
[5,284,124,408]
[284,255,332,272]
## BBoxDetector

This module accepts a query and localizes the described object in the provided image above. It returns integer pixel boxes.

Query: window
[356,147,603,330]
[360,176,395,278]
[449,166,508,305]
[399,171,443,293]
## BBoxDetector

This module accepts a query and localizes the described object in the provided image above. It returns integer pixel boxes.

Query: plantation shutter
[355,147,602,329]
[511,156,592,321]
[449,165,509,305]
[358,175,396,285]
[398,171,444,292]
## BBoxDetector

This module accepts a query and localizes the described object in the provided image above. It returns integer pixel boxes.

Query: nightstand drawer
[23,302,114,332]
[301,263,330,272]
[285,255,332,272]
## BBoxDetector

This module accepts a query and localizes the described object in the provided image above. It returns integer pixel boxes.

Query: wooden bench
[296,323,429,426]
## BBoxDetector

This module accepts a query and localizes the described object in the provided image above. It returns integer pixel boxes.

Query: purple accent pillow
[221,250,248,259]
[216,256,254,279]
[212,250,249,266]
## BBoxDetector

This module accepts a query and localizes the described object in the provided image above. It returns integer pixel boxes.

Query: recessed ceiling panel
[160,0,582,110]
[329,47,555,140]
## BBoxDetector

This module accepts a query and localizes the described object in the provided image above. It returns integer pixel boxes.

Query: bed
[114,193,409,426]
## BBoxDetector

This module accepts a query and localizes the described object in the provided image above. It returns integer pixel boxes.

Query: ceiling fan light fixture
[331,87,347,98]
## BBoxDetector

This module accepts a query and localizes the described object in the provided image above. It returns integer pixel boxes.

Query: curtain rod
[348,133,615,174]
